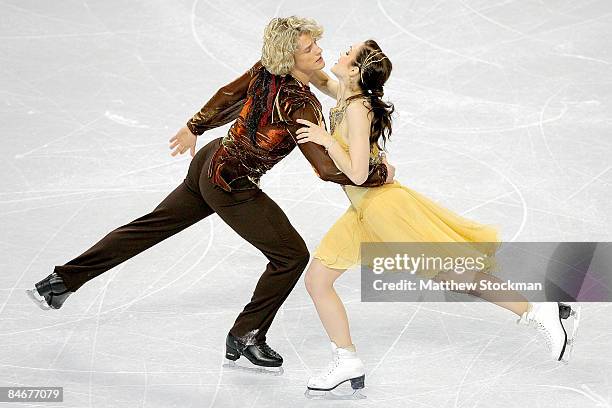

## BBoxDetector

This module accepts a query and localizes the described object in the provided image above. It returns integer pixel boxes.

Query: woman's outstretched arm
[310,70,339,100]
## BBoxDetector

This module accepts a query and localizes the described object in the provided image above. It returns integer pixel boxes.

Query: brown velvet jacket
[186,61,388,192]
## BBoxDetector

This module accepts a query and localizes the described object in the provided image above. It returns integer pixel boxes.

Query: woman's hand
[169,126,197,157]
[295,119,334,149]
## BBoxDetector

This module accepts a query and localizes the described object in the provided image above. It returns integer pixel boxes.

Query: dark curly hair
[348,39,394,150]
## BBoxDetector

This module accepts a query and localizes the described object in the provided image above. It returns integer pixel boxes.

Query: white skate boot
[305,342,366,400]
[517,302,581,363]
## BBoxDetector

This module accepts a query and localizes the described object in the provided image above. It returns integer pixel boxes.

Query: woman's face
[331,42,364,80]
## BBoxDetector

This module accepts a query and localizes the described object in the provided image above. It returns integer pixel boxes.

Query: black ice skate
[223,331,284,375]
[26,272,73,310]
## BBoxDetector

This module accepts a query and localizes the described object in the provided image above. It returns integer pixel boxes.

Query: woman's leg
[304,259,354,349]
[433,270,529,316]
[304,258,367,395]
[434,269,581,361]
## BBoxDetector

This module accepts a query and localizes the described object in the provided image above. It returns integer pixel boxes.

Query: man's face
[293,33,325,74]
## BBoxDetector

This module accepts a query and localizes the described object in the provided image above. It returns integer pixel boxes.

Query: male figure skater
[27,16,392,368]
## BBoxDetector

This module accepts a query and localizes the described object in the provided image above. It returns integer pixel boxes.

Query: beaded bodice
[328,101,381,162]
[329,103,346,136]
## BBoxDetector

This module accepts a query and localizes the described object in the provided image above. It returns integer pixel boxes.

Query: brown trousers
[54,137,309,342]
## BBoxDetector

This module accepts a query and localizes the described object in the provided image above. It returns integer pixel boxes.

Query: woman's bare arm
[325,102,372,185]
[291,104,388,186]
[310,70,339,99]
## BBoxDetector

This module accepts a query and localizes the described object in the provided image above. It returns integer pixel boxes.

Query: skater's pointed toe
[307,376,322,389]
[29,273,73,310]
[25,288,51,310]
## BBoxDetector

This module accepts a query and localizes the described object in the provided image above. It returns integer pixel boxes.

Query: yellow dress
[313,103,502,277]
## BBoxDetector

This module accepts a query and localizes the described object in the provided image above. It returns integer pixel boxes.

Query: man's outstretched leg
[28,179,214,310]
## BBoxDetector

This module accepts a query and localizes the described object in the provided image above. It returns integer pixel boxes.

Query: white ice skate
[517,302,581,363]
[304,342,366,400]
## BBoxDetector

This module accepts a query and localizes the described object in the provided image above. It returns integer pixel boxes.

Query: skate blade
[25,289,51,310]
[304,388,366,400]
[560,305,582,364]
[222,359,284,376]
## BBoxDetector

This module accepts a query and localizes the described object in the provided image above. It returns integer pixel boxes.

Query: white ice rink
[1,0,611,407]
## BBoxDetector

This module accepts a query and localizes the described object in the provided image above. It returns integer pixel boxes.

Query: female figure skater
[296,39,580,398]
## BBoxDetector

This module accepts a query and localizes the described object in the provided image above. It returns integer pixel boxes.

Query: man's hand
[169,126,197,157]
[295,118,333,148]
[382,156,395,184]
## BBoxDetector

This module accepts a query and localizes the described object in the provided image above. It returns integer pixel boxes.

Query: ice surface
[1,0,611,407]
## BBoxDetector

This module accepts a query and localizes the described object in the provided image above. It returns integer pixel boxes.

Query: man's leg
[225,191,309,343]
[199,180,309,344]
[53,180,214,292]
[48,138,224,294]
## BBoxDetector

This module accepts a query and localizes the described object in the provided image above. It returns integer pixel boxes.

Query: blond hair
[261,16,323,75]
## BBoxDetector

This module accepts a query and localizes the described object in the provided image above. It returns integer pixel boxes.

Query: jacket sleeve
[186,61,262,136]
[285,101,388,187]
